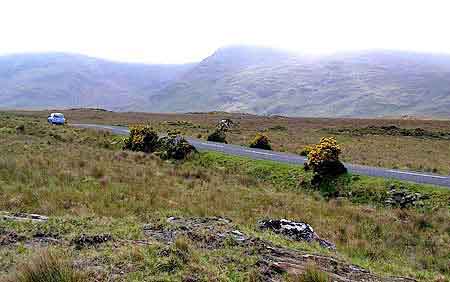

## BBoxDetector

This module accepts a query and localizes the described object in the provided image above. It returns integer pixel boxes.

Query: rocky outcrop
[143,216,246,248]
[72,234,113,249]
[0,230,26,246]
[259,219,335,250]
[1,211,48,222]
[259,245,417,282]
[385,185,427,208]
[142,216,415,282]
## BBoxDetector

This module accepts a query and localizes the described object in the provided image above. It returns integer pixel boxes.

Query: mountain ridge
[1,46,450,117]
[0,52,194,111]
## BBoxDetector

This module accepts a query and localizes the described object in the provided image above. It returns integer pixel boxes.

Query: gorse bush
[123,126,196,160]
[158,131,197,160]
[249,132,272,150]
[123,125,159,153]
[299,145,314,157]
[9,250,85,282]
[207,129,227,143]
[307,137,341,168]
[305,137,347,186]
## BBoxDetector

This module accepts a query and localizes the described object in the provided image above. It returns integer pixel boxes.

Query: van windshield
[53,114,64,118]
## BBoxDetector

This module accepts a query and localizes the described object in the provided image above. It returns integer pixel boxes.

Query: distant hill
[1,47,450,117]
[0,52,193,111]
[147,46,450,117]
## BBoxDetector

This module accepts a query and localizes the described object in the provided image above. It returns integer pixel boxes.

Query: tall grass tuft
[296,264,329,282]
[8,250,85,282]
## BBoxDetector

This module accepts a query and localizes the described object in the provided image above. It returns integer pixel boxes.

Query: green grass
[0,112,449,281]
[12,109,450,175]
[192,151,450,209]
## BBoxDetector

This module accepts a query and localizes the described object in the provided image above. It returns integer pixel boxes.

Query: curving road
[72,123,450,188]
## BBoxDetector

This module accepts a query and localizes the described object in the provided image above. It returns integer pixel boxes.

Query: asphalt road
[72,123,450,188]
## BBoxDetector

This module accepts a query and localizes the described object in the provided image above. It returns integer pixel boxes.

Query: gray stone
[259,219,336,250]
[385,186,424,208]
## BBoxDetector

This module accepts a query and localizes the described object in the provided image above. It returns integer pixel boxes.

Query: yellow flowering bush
[299,145,314,157]
[307,137,341,168]
[305,137,347,185]
[158,132,197,160]
[249,132,272,150]
[123,125,159,153]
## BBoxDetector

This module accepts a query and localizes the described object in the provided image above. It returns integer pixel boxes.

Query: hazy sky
[0,0,449,63]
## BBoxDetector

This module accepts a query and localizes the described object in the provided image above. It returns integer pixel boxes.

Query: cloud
[0,0,449,63]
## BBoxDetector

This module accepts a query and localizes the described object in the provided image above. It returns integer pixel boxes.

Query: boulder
[385,185,425,208]
[1,211,48,222]
[259,219,335,250]
[72,234,113,249]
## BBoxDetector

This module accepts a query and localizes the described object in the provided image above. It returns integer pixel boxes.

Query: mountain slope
[147,46,450,117]
[1,47,450,117]
[0,53,193,110]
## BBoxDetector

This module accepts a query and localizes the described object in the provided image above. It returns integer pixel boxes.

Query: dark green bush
[15,124,25,133]
[206,119,236,143]
[249,133,272,150]
[123,125,159,153]
[207,130,227,143]
[123,126,196,160]
[158,133,197,160]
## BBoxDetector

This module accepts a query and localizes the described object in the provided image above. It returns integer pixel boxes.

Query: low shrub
[158,132,197,160]
[123,127,196,160]
[249,133,272,150]
[207,129,227,143]
[299,145,313,157]
[305,137,347,186]
[123,125,159,153]
[15,124,25,134]
[206,119,236,143]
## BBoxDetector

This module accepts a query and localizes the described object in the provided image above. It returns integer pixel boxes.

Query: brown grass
[6,249,85,282]
[0,111,449,281]
[292,264,330,282]
[11,109,450,174]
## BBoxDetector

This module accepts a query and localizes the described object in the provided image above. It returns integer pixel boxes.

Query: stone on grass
[259,219,335,250]
[385,185,426,208]
[0,211,48,222]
